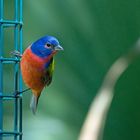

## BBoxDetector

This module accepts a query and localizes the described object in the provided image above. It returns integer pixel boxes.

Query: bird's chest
[20,48,49,87]
[21,53,46,77]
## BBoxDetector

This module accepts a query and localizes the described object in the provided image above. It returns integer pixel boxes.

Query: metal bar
[14,97,18,140]
[0,95,21,97]
[19,97,22,140]
[0,93,22,100]
[0,20,23,25]
[3,24,16,27]
[0,2,4,140]
[0,20,3,140]
[0,61,19,64]
[0,97,21,101]
[14,1,19,137]
[0,95,17,98]
[19,0,23,23]
[19,1,23,140]
[0,0,3,20]
[15,0,18,21]
[0,57,20,62]
[3,24,23,28]
[0,131,22,136]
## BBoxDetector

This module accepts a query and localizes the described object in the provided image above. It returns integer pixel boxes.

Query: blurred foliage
[2,0,140,140]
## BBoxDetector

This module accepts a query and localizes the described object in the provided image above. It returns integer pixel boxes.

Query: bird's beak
[54,45,64,51]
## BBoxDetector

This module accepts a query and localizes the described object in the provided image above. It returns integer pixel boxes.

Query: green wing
[42,58,55,86]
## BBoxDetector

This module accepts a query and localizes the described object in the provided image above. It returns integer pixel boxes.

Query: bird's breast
[20,47,48,91]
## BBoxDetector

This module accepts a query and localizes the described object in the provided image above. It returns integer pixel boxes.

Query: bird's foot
[13,88,31,97]
[10,50,22,58]
[14,91,21,97]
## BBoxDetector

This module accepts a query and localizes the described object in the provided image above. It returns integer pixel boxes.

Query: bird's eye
[46,43,51,48]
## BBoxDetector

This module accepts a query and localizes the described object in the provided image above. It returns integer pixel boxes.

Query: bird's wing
[42,57,54,86]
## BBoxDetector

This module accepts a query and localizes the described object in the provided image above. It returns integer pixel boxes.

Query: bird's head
[31,35,63,58]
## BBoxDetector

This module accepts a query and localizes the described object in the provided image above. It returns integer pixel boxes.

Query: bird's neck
[28,46,56,68]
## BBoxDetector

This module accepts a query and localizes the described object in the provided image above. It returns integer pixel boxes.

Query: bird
[20,35,63,114]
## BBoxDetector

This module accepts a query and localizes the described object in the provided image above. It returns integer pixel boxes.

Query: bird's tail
[30,91,41,115]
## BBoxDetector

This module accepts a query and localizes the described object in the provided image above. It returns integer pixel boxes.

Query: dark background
[3,0,140,140]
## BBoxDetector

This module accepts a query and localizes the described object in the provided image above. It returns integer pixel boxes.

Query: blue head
[31,35,63,58]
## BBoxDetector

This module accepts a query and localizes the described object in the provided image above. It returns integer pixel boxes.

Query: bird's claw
[10,50,22,58]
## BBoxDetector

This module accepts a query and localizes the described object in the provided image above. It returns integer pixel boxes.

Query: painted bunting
[20,35,63,114]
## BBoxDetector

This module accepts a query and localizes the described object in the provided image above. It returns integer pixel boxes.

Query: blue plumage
[31,36,61,58]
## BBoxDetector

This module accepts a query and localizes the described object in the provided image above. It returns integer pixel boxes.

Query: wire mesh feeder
[0,0,23,140]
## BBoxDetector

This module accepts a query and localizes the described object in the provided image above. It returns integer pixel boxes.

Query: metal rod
[19,0,23,23]
[14,73,18,140]
[0,0,3,20]
[14,97,18,140]
[0,131,22,136]
[19,97,22,140]
[0,20,22,25]
[0,1,4,139]
[19,1,23,140]
[15,0,18,21]
[0,97,21,100]
[0,95,19,98]
[0,18,3,140]
[14,1,19,139]
[14,33,18,140]
[0,57,20,62]
[3,24,16,27]
[0,61,19,64]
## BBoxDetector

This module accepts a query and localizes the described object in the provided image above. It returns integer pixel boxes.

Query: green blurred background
[3,0,140,140]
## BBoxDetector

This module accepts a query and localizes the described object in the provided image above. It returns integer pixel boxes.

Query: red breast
[20,47,46,96]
